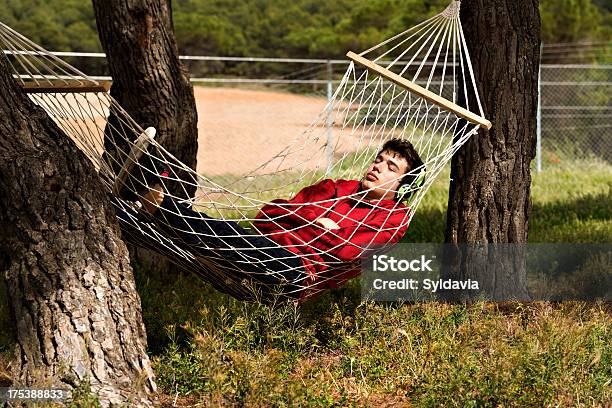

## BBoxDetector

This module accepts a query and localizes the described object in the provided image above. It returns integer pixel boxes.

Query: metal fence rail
[538,64,611,169]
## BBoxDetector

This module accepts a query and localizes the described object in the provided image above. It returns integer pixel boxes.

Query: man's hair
[378,138,425,190]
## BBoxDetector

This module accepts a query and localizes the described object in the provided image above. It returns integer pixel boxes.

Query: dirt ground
[52,85,372,180]
[194,86,331,176]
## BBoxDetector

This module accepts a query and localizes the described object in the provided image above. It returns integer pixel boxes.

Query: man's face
[362,150,409,200]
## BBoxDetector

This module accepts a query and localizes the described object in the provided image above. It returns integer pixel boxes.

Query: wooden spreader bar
[346,51,492,130]
[20,80,111,94]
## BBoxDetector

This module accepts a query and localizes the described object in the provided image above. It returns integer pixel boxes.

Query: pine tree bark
[0,52,156,405]
[444,0,541,301]
[92,0,199,278]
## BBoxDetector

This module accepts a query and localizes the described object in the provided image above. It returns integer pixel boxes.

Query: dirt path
[56,86,373,180]
[195,87,330,176]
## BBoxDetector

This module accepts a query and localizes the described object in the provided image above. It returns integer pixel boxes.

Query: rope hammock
[0,0,491,301]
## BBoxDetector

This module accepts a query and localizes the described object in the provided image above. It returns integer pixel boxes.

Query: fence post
[326,60,334,175]
[536,42,543,172]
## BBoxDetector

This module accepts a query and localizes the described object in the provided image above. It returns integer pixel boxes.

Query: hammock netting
[0,0,490,301]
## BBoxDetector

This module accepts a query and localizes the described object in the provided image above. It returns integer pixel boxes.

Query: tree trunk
[92,0,199,278]
[444,0,540,301]
[0,52,156,406]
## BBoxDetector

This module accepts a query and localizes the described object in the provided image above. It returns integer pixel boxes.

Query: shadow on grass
[401,188,611,244]
[529,189,611,242]
[533,189,611,221]
[401,206,447,243]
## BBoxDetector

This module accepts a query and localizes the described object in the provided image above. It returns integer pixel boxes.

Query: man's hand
[315,217,340,230]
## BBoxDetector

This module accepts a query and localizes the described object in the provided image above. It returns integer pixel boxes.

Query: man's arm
[255,179,337,227]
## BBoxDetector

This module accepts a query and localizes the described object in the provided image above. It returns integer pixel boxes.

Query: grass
[0,162,610,406]
[142,162,611,406]
[142,274,611,407]
[407,160,612,243]
[528,161,612,243]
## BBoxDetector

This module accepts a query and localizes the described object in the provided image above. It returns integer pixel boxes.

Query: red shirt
[254,179,410,296]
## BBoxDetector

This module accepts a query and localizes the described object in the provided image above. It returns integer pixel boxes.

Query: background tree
[92,0,198,192]
[444,0,541,300]
[0,54,155,405]
[540,0,608,43]
[92,0,199,277]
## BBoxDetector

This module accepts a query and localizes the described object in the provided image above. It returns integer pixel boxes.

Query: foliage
[0,0,100,52]
[540,0,611,43]
[0,0,609,60]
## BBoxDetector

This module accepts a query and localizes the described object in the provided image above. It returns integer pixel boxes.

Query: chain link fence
[15,49,612,171]
[538,64,611,170]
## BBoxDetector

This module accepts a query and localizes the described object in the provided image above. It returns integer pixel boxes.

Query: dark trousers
[114,197,307,297]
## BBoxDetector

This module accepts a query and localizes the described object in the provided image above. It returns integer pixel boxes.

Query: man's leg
[153,196,308,292]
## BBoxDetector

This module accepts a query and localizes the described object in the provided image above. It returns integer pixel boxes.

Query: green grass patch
[407,161,612,243]
[144,162,611,405]
[147,293,611,406]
